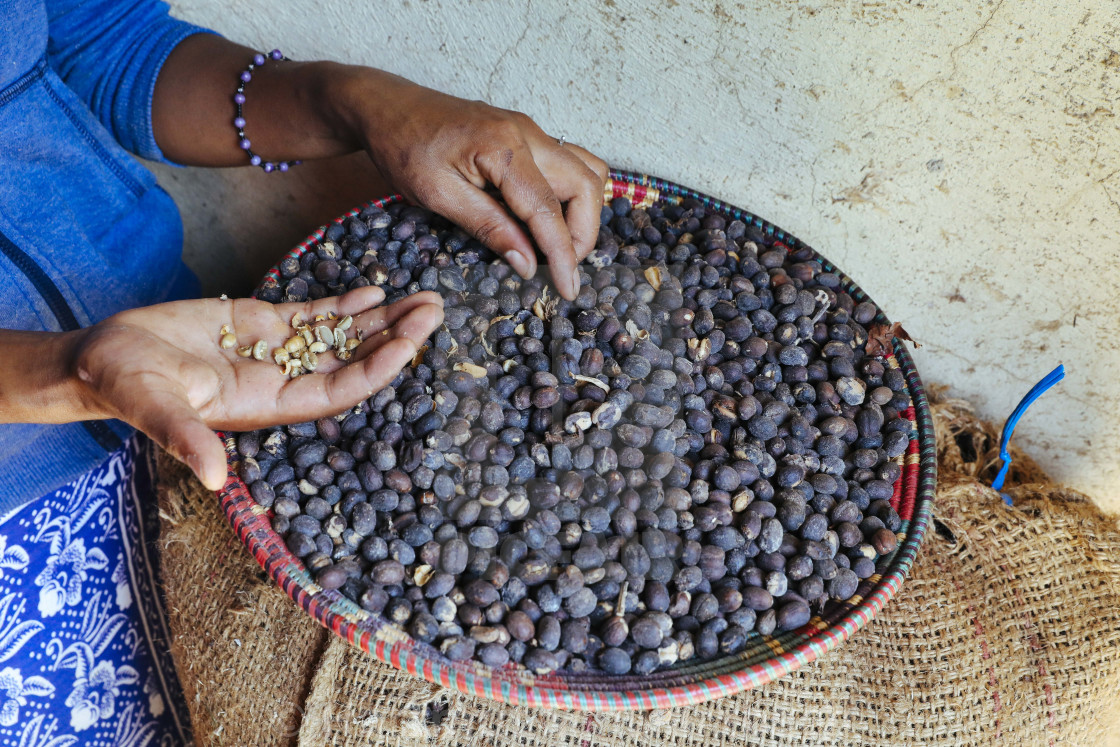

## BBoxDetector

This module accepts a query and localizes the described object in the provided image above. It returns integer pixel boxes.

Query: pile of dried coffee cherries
[238,195,909,676]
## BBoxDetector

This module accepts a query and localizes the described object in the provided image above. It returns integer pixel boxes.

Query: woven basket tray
[216,169,936,710]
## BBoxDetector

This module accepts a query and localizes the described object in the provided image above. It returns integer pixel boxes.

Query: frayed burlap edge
[158,457,330,746]
[928,384,1050,488]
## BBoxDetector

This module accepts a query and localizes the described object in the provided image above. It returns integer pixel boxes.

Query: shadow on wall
[149,151,390,297]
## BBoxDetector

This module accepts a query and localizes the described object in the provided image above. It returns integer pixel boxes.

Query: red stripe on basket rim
[217,172,936,710]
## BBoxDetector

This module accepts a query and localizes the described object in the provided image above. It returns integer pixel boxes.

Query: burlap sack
[157,390,1120,746]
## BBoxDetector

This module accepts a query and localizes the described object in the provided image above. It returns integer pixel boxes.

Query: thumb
[130,387,229,491]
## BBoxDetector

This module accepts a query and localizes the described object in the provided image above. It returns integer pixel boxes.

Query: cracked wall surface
[153,0,1120,512]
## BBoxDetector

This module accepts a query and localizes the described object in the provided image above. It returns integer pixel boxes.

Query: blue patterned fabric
[0,435,190,746]
[0,0,212,513]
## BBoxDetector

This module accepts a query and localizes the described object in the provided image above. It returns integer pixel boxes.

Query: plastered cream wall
[154,0,1120,512]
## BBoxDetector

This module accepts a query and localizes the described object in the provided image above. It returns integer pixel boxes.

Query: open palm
[72,286,443,489]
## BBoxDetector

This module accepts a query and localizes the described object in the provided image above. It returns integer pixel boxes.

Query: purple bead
[270,49,282,60]
[250,155,262,166]
[263,162,275,173]
[240,71,252,83]
[233,93,246,105]
[278,161,289,172]
[253,53,266,66]
[233,117,246,128]
[239,138,251,150]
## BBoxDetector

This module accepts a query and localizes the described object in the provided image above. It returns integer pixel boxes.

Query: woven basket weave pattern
[156,394,1120,745]
[215,171,937,709]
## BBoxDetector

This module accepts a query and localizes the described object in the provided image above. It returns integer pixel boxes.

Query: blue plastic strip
[992,364,1065,501]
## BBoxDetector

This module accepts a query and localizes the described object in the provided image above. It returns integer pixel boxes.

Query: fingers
[351,291,444,342]
[130,381,229,490]
[535,144,607,262]
[223,286,397,367]
[350,299,445,363]
[424,176,540,280]
[561,143,610,186]
[475,146,581,300]
[206,292,443,430]
[272,285,387,327]
[275,338,417,419]
[330,285,387,317]
[557,143,610,261]
[276,302,443,417]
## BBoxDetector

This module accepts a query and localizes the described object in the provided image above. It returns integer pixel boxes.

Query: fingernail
[571,266,582,298]
[185,453,215,490]
[507,250,533,279]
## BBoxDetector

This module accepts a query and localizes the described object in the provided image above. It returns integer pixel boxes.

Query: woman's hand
[333,71,609,300]
[3,287,443,490]
[152,36,609,300]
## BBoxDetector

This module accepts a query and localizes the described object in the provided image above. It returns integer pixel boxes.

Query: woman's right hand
[335,72,609,301]
[2,286,443,490]
[151,35,609,302]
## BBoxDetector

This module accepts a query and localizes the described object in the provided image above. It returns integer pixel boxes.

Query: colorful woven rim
[216,169,937,710]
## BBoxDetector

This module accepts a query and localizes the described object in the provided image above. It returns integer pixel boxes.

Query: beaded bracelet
[233,49,301,173]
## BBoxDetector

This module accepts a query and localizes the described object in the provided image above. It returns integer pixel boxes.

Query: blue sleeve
[44,0,218,164]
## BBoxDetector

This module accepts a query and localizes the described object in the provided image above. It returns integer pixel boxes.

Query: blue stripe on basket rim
[226,170,937,709]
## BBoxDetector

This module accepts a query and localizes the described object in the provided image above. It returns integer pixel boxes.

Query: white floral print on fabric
[34,537,109,618]
[0,538,29,583]
[0,666,53,726]
[0,436,191,746]
[112,561,132,611]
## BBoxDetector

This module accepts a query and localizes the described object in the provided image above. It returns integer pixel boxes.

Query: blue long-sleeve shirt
[0,0,213,513]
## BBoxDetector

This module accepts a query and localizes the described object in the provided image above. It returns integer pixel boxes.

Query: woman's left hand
[64,286,443,489]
